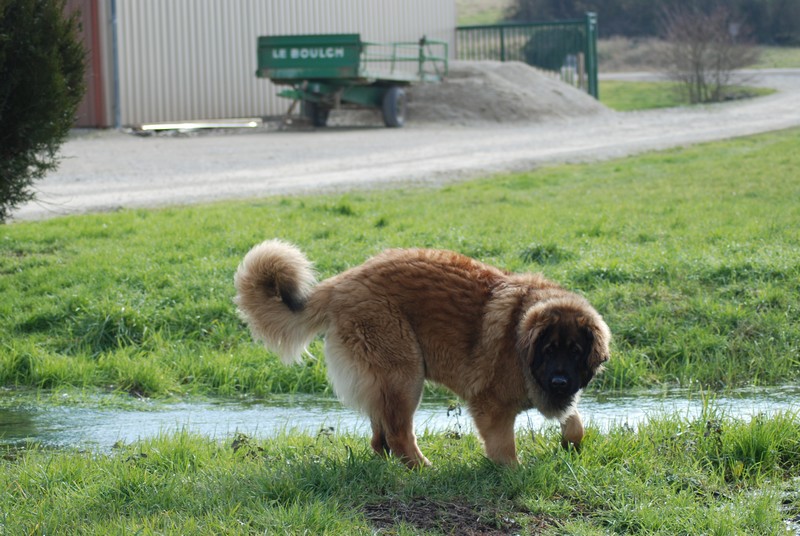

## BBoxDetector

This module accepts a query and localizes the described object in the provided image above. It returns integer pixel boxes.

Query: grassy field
[750,45,800,69]
[2,96,800,534]
[2,409,799,534]
[599,80,689,111]
[456,0,512,25]
[599,80,775,111]
[598,38,800,72]
[2,128,800,398]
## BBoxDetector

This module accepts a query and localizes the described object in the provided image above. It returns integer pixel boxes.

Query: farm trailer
[256,33,448,127]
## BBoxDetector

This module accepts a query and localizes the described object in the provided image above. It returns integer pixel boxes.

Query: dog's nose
[550,375,569,390]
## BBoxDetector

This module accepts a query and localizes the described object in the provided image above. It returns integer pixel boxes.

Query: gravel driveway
[12,69,800,221]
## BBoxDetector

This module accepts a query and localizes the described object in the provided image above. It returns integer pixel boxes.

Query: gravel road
[12,69,800,221]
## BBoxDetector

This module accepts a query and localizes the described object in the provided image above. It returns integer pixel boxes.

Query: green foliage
[506,0,800,45]
[0,0,86,223]
[1,412,798,533]
[522,25,585,71]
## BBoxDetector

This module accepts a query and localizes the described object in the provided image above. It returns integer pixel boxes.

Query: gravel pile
[407,60,610,125]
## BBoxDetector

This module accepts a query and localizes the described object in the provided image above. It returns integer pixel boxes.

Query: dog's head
[518,296,611,409]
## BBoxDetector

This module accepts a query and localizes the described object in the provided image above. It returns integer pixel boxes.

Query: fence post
[585,12,599,99]
[500,26,506,62]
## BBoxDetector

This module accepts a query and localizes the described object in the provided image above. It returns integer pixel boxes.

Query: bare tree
[660,4,759,104]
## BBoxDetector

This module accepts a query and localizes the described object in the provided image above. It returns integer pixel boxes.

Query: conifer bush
[0,0,85,222]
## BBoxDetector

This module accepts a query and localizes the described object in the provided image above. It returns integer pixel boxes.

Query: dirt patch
[363,497,554,534]
[408,60,610,125]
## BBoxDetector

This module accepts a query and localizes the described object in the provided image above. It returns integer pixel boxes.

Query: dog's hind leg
[325,329,430,468]
[373,379,431,469]
[370,419,390,457]
[470,402,519,465]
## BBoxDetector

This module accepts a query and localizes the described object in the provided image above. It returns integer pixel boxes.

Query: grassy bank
[2,128,799,397]
[2,410,799,534]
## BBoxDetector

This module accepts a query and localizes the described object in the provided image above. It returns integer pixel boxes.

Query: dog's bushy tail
[234,239,326,364]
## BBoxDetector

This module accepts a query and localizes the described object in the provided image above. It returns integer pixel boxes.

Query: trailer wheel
[382,86,406,128]
[304,101,330,127]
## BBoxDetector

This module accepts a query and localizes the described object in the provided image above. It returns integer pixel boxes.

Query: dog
[234,240,611,468]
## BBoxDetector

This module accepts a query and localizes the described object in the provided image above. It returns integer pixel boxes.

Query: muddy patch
[364,497,550,534]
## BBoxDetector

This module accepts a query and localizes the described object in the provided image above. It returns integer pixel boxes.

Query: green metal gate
[456,12,598,98]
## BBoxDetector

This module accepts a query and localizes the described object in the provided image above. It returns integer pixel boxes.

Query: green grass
[458,9,506,26]
[600,80,686,111]
[2,410,799,534]
[600,39,800,72]
[456,0,510,26]
[2,128,800,397]
[752,45,800,69]
[600,80,776,111]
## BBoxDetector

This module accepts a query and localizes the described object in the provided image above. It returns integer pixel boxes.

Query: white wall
[112,0,456,125]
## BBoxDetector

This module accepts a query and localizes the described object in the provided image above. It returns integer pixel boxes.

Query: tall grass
[1,128,799,396]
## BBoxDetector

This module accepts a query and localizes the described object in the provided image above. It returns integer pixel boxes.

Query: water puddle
[1,386,798,452]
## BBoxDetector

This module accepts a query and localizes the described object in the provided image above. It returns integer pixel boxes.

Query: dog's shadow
[253,429,581,492]
[254,437,577,533]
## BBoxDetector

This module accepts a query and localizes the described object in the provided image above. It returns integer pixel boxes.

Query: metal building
[66,0,456,127]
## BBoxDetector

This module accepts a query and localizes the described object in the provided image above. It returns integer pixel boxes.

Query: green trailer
[256,33,448,128]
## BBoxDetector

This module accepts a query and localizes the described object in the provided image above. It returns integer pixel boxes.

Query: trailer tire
[382,86,406,128]
[304,101,330,127]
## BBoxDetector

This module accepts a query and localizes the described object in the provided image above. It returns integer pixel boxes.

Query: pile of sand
[407,60,610,125]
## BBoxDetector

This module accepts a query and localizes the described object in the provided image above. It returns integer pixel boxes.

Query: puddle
[1,386,798,452]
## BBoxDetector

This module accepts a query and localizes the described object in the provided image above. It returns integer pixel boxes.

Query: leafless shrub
[660,4,760,103]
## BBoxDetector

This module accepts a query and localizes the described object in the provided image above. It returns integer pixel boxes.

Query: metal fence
[456,12,598,98]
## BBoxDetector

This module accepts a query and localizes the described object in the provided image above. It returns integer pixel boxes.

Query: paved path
[12,69,800,221]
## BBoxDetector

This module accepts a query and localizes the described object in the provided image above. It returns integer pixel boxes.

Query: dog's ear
[517,303,556,364]
[579,313,611,371]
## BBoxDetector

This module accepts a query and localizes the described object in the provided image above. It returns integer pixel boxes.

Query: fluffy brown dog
[234,240,611,468]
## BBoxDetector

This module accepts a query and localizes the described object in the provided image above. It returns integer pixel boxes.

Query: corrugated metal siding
[113,0,455,126]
